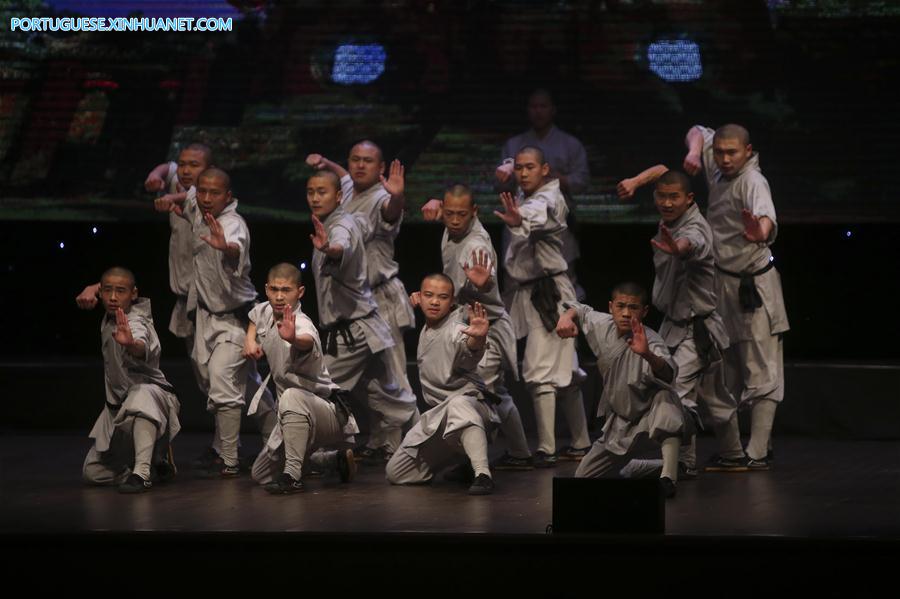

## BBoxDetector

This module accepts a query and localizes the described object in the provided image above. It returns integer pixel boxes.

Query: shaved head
[516,145,547,165]
[611,281,648,306]
[309,169,342,192]
[421,272,454,295]
[656,169,692,194]
[444,183,475,208]
[101,266,136,288]
[714,124,751,147]
[350,139,384,163]
[197,167,231,191]
[268,262,302,286]
[183,142,213,166]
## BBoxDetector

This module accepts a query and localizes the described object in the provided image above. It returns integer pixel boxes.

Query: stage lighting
[647,40,703,82]
[59,241,65,249]
[332,44,387,85]
[300,261,307,270]
[92,226,98,234]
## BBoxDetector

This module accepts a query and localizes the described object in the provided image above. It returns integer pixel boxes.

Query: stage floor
[2,432,899,538]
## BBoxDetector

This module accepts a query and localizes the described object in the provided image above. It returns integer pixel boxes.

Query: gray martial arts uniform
[564,302,684,478]
[162,162,194,339]
[83,299,181,485]
[339,174,415,369]
[441,217,530,459]
[653,203,743,465]
[247,302,359,484]
[697,126,789,460]
[503,178,591,455]
[313,206,418,454]
[386,311,497,484]
[180,193,276,466]
[502,125,590,279]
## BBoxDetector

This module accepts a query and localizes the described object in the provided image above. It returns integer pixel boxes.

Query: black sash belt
[321,312,374,356]
[716,261,774,312]
[522,271,566,333]
[668,313,713,355]
[195,298,256,326]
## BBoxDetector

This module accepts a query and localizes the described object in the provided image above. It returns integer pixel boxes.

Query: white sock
[661,437,679,482]
[747,400,777,460]
[132,417,156,481]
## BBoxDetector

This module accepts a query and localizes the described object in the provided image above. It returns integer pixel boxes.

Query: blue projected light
[647,40,703,82]
[332,44,387,85]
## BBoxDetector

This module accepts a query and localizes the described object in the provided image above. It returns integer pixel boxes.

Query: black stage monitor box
[552,477,665,534]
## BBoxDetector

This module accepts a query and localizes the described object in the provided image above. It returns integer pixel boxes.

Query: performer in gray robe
[244,263,358,494]
[684,123,789,468]
[155,168,276,476]
[495,147,591,467]
[306,170,418,463]
[80,267,180,494]
[386,275,497,495]
[557,283,683,496]
[617,168,745,477]
[418,184,532,469]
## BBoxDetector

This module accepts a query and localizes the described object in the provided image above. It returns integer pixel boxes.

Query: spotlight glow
[332,44,387,85]
[647,39,703,82]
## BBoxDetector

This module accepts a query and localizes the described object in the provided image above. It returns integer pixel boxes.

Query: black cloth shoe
[491,452,535,471]
[196,462,241,479]
[534,451,558,468]
[660,476,677,499]
[264,473,304,495]
[747,456,771,471]
[152,445,177,484]
[703,454,749,472]
[337,449,357,483]
[118,473,152,494]
[679,461,698,480]
[557,446,590,461]
[468,473,494,495]
[353,446,378,464]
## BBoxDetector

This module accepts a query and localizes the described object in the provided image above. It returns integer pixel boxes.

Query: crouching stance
[386,275,498,495]
[558,283,685,497]
[246,263,359,494]
[80,267,181,494]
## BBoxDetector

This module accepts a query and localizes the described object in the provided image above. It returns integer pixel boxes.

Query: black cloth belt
[527,273,565,333]
[321,312,374,356]
[193,298,257,326]
[668,313,713,355]
[716,261,775,312]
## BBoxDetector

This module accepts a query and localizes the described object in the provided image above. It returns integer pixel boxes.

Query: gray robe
[88,298,181,454]
[696,125,789,341]
[398,313,497,454]
[441,217,517,378]
[163,162,194,338]
[565,302,683,455]
[247,302,357,457]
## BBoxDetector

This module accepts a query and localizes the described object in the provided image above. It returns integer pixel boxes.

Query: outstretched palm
[494,192,523,227]
[462,302,489,340]
[310,215,329,251]
[626,315,649,356]
[113,308,135,347]
[276,305,296,342]
[200,213,228,251]
[651,224,683,255]
[380,159,405,197]
[741,209,767,242]
[463,249,493,289]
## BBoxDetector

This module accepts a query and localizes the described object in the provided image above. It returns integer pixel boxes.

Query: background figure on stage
[306,142,417,460]
[153,168,276,477]
[78,267,180,494]
[494,146,591,467]
[617,168,743,478]
[557,283,684,498]
[495,88,589,299]
[305,170,418,466]
[684,124,789,469]
[244,263,358,494]
[387,275,497,495]
[419,184,533,469]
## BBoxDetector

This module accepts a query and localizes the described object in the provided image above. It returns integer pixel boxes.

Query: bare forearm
[685,127,704,154]
[291,334,315,352]
[123,340,146,359]
[321,243,345,261]
[466,335,487,352]
[222,243,241,261]
[758,216,775,241]
[321,157,349,179]
[381,193,405,224]
[148,163,169,180]
[630,164,669,189]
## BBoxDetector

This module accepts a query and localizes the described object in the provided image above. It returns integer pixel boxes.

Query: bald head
[184,142,213,166]
[197,167,231,191]
[309,169,342,192]
[656,169,692,194]
[516,145,547,166]
[421,272,455,296]
[101,266,136,288]
[268,262,302,286]
[714,124,751,147]
[444,183,475,208]
[350,140,384,164]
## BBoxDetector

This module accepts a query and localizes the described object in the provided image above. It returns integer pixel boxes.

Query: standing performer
[419,185,533,469]
[683,124,789,469]
[77,146,275,470]
[154,168,275,477]
[495,89,590,298]
[306,170,418,464]
[557,283,683,497]
[494,146,592,467]
[617,168,744,476]
[306,142,417,459]
[79,267,180,494]
[387,275,497,495]
[245,263,358,494]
